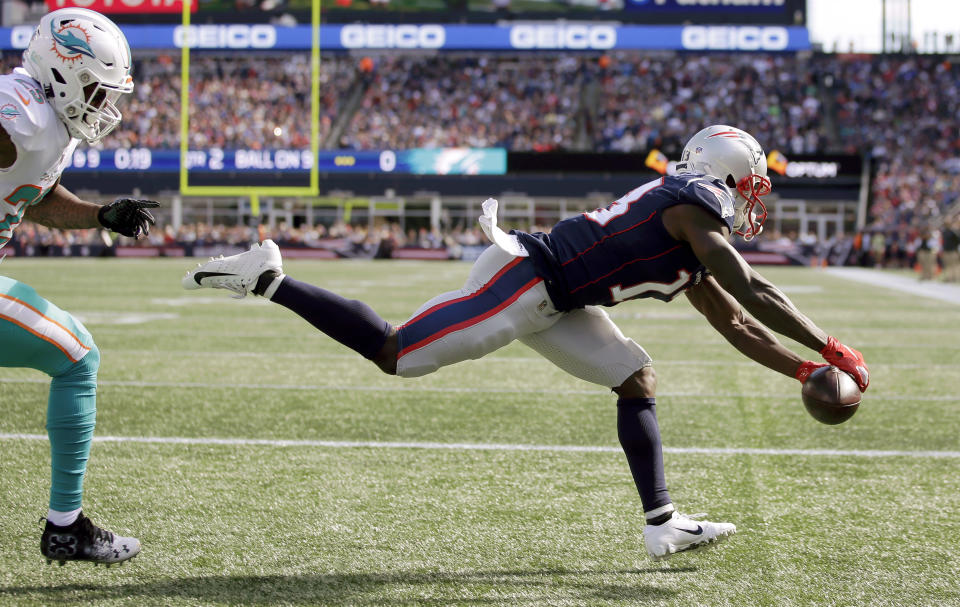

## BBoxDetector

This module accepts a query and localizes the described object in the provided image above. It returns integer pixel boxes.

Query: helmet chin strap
[735,206,765,241]
[734,173,771,241]
[738,215,763,241]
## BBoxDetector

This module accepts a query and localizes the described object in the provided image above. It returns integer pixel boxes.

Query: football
[801,366,861,425]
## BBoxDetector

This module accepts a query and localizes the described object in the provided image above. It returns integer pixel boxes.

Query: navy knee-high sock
[617,397,672,516]
[265,275,391,360]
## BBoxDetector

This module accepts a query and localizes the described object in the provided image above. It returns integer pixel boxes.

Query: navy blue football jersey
[514,174,736,311]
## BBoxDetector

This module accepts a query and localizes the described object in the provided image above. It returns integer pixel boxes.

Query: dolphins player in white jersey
[0,8,158,566]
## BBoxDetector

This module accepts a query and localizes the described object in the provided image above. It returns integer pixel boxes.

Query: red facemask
[735,172,772,241]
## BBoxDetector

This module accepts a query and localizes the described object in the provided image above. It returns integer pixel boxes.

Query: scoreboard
[64,148,508,175]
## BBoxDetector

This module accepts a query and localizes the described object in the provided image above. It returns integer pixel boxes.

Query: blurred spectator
[340,55,581,151]
[4,49,960,267]
[915,229,939,280]
[941,219,960,282]
[114,54,355,150]
[830,55,960,245]
[588,52,827,156]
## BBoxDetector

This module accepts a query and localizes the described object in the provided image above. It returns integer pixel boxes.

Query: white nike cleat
[643,511,736,561]
[182,239,283,298]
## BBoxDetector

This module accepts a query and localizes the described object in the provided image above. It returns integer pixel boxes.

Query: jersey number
[1,185,46,246]
[583,178,663,227]
[5,184,45,207]
[610,270,691,302]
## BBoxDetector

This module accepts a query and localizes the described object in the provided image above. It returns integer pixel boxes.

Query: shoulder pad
[0,75,61,152]
[677,176,737,230]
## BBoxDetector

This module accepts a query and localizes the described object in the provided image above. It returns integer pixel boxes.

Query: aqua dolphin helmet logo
[50,19,96,63]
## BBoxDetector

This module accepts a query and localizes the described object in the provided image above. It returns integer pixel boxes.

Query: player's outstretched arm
[685,275,807,379]
[664,203,869,391]
[0,123,15,169]
[663,203,827,351]
[25,185,102,230]
[26,185,158,238]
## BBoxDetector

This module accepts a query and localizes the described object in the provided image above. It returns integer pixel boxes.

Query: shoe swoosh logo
[677,525,703,535]
[193,271,235,285]
[15,88,30,106]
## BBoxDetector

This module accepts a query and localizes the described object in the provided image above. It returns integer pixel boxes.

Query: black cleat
[40,512,141,566]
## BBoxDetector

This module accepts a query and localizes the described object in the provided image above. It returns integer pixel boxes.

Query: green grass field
[1,258,958,607]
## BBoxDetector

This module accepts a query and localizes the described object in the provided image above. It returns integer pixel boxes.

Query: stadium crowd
[340,54,583,151]
[1,52,835,154]
[586,52,827,157]
[95,54,358,150]
[1,50,959,270]
[825,54,960,272]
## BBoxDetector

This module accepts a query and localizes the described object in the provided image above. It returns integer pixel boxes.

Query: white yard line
[0,432,957,459]
[1,376,957,401]
[825,267,960,305]
[43,349,960,366]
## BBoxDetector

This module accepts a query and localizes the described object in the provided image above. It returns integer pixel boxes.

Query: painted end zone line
[1,433,957,459]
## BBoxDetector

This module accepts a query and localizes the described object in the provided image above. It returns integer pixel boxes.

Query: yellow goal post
[178,0,321,216]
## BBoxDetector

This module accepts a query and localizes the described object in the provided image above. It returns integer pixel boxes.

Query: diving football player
[184,125,869,560]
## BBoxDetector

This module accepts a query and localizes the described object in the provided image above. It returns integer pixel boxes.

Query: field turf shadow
[2,567,692,605]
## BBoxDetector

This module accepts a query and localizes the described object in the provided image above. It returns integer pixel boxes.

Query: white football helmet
[22,8,133,143]
[676,125,772,240]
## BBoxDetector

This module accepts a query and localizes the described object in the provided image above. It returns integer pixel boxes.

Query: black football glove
[97,198,160,238]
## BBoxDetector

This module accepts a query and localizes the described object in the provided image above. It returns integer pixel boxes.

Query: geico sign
[174,25,277,49]
[340,25,446,49]
[511,25,616,50]
[682,26,789,51]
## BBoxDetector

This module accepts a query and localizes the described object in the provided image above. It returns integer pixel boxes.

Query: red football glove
[820,336,870,392]
[795,361,828,384]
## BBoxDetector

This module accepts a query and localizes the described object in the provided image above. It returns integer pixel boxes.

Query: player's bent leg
[519,305,651,388]
[0,277,141,566]
[519,307,735,559]
[395,246,558,377]
[613,368,737,559]
[41,346,142,566]
[266,274,393,365]
[614,373,673,519]
[371,329,399,375]
[46,345,99,516]
[518,308,670,509]
[0,277,99,516]
[613,365,656,399]
[182,240,396,368]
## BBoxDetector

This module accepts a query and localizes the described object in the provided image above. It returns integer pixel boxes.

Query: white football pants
[395,245,652,388]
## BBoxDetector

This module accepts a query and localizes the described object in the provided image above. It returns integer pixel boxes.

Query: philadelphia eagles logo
[50,20,96,63]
